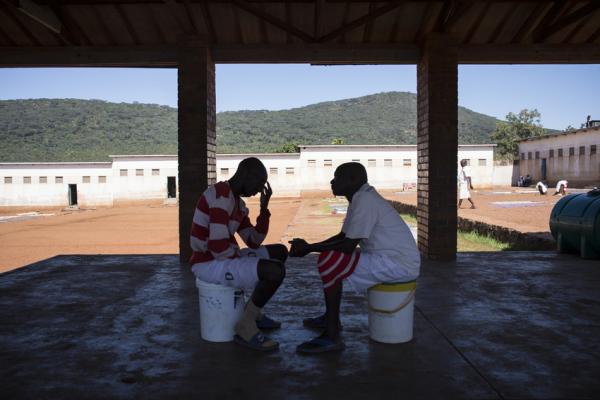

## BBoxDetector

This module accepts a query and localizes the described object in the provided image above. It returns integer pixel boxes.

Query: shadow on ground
[1,252,599,399]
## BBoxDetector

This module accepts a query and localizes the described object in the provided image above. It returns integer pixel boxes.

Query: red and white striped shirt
[189,181,270,265]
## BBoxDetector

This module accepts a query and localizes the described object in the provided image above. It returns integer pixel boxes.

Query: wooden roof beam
[114,4,140,44]
[537,2,600,41]
[531,0,570,42]
[463,1,490,43]
[232,0,314,43]
[199,1,216,44]
[511,2,549,44]
[488,2,519,43]
[0,0,43,45]
[317,1,404,43]
[163,0,194,35]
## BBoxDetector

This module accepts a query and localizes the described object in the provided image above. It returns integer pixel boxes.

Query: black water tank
[549,188,600,259]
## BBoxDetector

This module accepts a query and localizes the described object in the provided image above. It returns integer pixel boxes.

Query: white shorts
[191,246,271,289]
[346,252,419,293]
[459,184,470,199]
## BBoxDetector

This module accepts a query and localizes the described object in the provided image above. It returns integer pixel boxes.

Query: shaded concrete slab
[1,252,599,399]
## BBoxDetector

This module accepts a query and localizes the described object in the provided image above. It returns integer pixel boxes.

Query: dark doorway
[167,177,176,198]
[68,184,78,206]
[541,159,547,181]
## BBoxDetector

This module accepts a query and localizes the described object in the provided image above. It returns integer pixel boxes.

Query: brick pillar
[178,39,216,263]
[416,34,458,261]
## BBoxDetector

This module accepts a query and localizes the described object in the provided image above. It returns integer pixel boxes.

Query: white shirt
[556,180,568,191]
[342,183,420,273]
[458,166,470,185]
[536,182,548,193]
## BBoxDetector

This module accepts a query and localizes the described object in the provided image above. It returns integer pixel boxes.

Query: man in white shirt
[554,180,568,196]
[536,181,548,195]
[458,159,476,209]
[289,162,420,354]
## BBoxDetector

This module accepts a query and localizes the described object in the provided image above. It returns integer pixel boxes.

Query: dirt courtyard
[0,187,566,273]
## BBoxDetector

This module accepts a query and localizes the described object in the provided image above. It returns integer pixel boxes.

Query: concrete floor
[1,252,599,399]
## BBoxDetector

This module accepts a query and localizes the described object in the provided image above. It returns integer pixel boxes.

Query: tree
[564,125,576,132]
[331,138,345,145]
[491,109,545,160]
[276,142,300,153]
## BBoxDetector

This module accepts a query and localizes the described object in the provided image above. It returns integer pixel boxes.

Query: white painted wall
[110,155,178,203]
[0,163,112,207]
[518,127,600,186]
[217,153,301,196]
[0,145,509,207]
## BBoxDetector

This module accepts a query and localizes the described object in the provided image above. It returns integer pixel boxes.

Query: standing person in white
[289,162,420,354]
[458,159,476,209]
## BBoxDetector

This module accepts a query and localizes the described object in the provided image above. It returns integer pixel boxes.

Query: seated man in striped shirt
[190,157,287,352]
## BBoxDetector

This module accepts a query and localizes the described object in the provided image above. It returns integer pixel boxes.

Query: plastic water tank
[549,188,600,259]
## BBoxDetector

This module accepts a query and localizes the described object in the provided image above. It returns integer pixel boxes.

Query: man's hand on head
[260,181,272,210]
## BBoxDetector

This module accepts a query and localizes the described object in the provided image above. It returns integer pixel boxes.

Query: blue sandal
[296,337,345,354]
[234,332,279,352]
[256,315,281,330]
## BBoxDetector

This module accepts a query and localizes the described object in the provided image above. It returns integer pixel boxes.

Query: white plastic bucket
[368,280,417,344]
[196,279,245,342]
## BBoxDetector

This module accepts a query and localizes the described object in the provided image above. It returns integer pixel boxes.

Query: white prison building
[518,126,600,187]
[0,144,507,208]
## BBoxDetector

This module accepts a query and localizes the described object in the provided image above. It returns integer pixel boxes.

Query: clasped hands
[288,238,312,258]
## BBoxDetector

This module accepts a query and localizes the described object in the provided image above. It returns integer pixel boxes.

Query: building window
[83,176,91,183]
[520,153,525,160]
[368,159,376,167]
[4,177,12,184]
[549,150,554,158]
[384,159,393,167]
[39,176,47,184]
[535,151,539,159]
[324,159,333,167]
[308,160,316,167]
[569,147,575,156]
[152,169,160,176]
[579,146,585,155]
[558,149,563,157]
[352,159,360,163]
[591,145,597,155]
[269,167,278,175]
[403,159,412,167]
[527,152,532,160]
[136,169,144,176]
[99,176,107,183]
[24,176,31,184]
[478,159,487,166]
[286,167,295,175]
[120,169,128,177]
[220,168,229,176]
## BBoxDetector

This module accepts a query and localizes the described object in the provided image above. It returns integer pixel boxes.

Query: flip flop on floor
[234,332,279,352]
[296,337,345,354]
[302,315,343,331]
[256,315,281,330]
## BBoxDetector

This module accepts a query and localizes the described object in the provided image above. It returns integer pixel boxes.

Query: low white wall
[0,163,113,207]
[111,156,178,202]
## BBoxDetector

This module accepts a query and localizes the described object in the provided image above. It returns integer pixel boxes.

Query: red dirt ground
[0,187,566,273]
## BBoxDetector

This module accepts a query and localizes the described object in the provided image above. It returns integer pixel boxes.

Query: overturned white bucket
[196,279,245,342]
[368,280,417,344]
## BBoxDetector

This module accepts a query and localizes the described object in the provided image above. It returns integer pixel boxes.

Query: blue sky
[1,64,599,130]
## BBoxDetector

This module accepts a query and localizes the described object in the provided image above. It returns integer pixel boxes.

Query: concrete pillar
[416,34,458,261]
[178,39,216,263]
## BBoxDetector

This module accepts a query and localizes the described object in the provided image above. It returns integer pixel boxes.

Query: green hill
[0,93,500,162]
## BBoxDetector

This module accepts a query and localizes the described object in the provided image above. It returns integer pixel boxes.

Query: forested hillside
[0,93,500,161]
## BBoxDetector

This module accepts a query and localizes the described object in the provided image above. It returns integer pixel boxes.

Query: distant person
[190,157,288,352]
[553,180,568,196]
[289,162,420,354]
[587,115,591,128]
[458,159,476,209]
[523,174,532,187]
[517,176,524,187]
[536,181,548,195]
